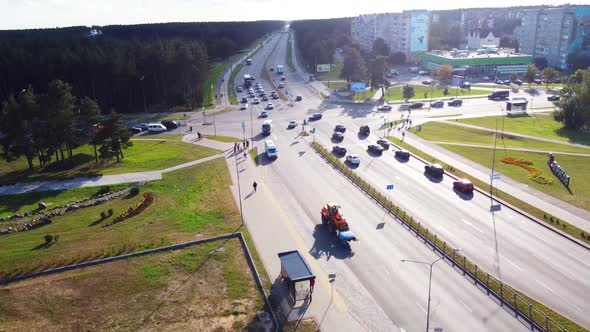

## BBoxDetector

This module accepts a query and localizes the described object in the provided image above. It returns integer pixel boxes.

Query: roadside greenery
[386,85,488,102]
[557,69,590,131]
[311,141,585,332]
[203,64,228,107]
[228,63,244,105]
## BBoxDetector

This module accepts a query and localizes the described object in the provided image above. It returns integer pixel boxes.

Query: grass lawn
[205,107,234,117]
[323,81,348,91]
[0,184,129,219]
[416,122,590,154]
[0,239,263,330]
[456,113,590,146]
[228,63,244,105]
[287,35,295,72]
[203,63,228,107]
[384,85,488,101]
[0,158,267,278]
[441,145,590,210]
[314,61,343,82]
[352,89,376,101]
[0,140,218,185]
[204,135,241,143]
[134,133,184,141]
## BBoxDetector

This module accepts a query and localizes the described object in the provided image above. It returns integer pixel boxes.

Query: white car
[253,98,260,104]
[240,103,248,110]
[377,104,392,111]
[266,102,274,110]
[287,120,297,128]
[346,155,361,165]
[278,82,285,88]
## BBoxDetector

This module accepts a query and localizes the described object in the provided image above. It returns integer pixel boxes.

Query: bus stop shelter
[506,97,529,113]
[278,250,315,302]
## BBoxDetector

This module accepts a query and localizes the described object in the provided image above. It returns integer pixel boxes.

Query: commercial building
[514,5,590,69]
[351,10,430,60]
[419,49,532,77]
[465,30,500,50]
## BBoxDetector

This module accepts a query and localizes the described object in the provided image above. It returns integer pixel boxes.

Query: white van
[147,123,167,132]
[264,140,277,159]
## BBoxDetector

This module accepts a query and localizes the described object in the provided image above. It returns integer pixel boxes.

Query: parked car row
[128,120,179,134]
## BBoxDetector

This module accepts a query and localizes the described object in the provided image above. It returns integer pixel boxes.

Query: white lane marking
[461,230,523,271]
[498,254,523,271]
[416,302,427,314]
[531,252,575,280]
[567,252,590,268]
[536,279,583,312]
[456,298,473,313]
[462,219,484,233]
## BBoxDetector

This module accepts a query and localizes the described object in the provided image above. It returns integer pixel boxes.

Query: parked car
[376,139,389,149]
[461,82,471,89]
[295,95,302,101]
[161,120,179,130]
[422,80,432,85]
[513,79,523,86]
[309,113,322,120]
[287,120,297,129]
[332,145,346,155]
[495,79,504,85]
[240,103,248,110]
[278,82,285,88]
[547,95,560,101]
[368,144,384,154]
[237,86,243,92]
[534,79,542,84]
[453,179,474,193]
[377,104,392,111]
[138,123,149,131]
[447,99,463,106]
[424,163,444,177]
[332,132,344,141]
[147,123,167,132]
[430,100,444,108]
[503,80,512,85]
[481,76,490,81]
[359,125,370,136]
[334,125,346,133]
[394,149,410,160]
[128,126,142,134]
[410,102,424,109]
[346,154,361,165]
[260,111,269,118]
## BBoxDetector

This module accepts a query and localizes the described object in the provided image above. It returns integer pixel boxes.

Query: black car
[368,144,384,154]
[241,97,248,103]
[376,139,389,149]
[430,100,444,108]
[513,79,523,86]
[295,95,303,101]
[447,99,463,106]
[161,120,179,130]
[332,132,344,141]
[309,113,322,120]
[547,95,560,101]
[425,163,444,177]
[395,149,410,160]
[332,145,346,155]
[334,125,346,133]
[359,125,370,136]
[410,102,424,109]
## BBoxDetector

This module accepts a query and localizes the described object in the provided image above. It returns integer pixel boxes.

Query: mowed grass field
[456,113,590,146]
[0,158,249,276]
[0,140,218,185]
[0,184,128,218]
[384,85,489,101]
[416,122,590,154]
[0,239,262,331]
[440,145,590,210]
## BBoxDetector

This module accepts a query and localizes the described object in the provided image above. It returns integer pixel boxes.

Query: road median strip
[310,141,586,332]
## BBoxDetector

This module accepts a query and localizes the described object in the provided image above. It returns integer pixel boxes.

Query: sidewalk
[224,150,366,331]
[429,141,590,157]
[393,130,590,232]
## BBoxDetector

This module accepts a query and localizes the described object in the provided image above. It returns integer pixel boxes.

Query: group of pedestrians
[234,139,249,154]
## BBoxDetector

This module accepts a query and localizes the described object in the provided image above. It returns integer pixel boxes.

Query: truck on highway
[244,74,253,87]
[488,90,510,100]
[246,58,252,65]
[276,65,284,74]
[264,139,277,159]
[262,120,272,135]
[321,202,357,242]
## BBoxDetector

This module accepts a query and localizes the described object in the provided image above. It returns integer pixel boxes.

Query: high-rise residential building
[351,11,429,61]
[514,5,590,69]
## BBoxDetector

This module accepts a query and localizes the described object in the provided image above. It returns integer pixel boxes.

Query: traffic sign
[386,184,394,190]
[311,128,316,134]
[490,173,501,180]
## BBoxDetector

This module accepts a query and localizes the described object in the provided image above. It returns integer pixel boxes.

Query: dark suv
[161,120,179,130]
[368,144,384,154]
[453,179,474,193]
[424,163,444,177]
[448,99,463,107]
[334,125,346,133]
[332,145,346,155]
[395,149,410,160]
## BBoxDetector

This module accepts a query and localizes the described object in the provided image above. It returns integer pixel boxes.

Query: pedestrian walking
[246,140,249,148]
[189,126,193,132]
[197,131,202,139]
[243,140,246,149]
[243,151,247,159]
[402,131,406,141]
[253,181,258,192]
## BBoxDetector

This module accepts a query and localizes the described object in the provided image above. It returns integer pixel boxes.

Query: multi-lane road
[204,31,590,331]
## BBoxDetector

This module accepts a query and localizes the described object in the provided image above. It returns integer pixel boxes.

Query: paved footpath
[392,129,590,233]
[429,141,590,157]
[0,148,222,196]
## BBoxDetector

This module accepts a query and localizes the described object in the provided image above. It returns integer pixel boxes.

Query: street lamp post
[235,153,244,226]
[401,248,460,332]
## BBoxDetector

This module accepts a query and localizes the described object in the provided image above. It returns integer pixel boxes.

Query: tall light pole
[401,248,460,332]
[140,75,147,113]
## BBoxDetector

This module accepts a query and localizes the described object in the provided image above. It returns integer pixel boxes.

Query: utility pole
[235,153,244,226]
[490,117,500,206]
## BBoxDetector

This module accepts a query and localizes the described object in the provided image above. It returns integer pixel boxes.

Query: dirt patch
[0,239,262,331]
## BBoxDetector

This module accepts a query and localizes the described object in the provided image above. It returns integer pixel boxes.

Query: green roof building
[418,49,533,77]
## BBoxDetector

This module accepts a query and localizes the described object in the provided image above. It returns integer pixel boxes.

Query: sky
[0,0,586,30]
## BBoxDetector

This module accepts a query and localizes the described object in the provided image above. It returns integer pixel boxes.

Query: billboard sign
[410,11,430,52]
[316,64,331,73]
[350,82,367,92]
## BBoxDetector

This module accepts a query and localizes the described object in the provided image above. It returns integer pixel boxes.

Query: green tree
[0,90,40,170]
[557,70,590,130]
[368,56,387,90]
[436,64,453,85]
[79,97,103,162]
[402,85,415,102]
[341,47,367,82]
[100,112,131,162]
[387,52,406,66]
[524,64,538,88]
[372,38,390,57]
[542,67,559,89]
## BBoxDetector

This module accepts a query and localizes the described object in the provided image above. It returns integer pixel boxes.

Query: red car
[453,179,474,193]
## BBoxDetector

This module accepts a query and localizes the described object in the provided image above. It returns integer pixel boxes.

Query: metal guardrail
[310,142,575,332]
